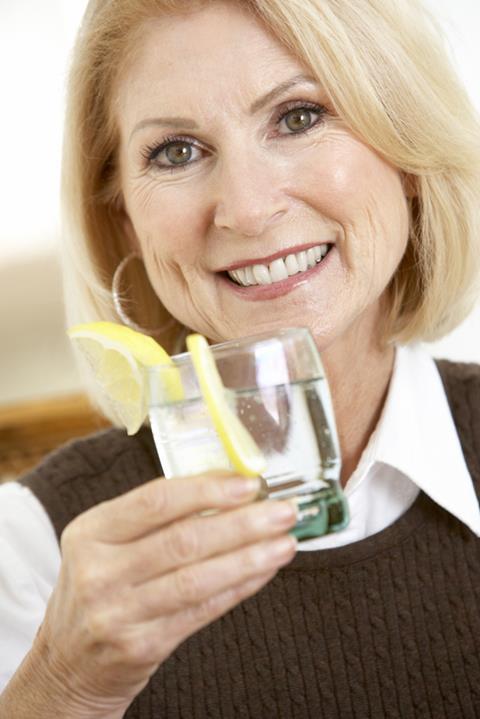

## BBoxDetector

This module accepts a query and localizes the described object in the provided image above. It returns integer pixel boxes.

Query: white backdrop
[0,0,478,365]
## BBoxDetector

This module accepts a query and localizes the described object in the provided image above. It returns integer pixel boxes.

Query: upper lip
[216,240,335,273]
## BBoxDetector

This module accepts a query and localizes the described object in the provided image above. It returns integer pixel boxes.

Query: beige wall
[0,253,81,405]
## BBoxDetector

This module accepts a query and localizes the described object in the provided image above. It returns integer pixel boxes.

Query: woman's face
[117,2,409,352]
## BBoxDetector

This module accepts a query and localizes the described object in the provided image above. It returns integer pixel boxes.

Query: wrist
[0,630,127,719]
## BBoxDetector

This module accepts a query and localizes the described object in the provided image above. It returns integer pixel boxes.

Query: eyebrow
[249,73,317,114]
[129,116,199,142]
[129,73,318,142]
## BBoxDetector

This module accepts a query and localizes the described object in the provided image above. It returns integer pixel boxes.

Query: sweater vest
[21,360,480,719]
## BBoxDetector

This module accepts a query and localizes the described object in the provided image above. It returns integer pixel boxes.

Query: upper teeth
[228,244,330,286]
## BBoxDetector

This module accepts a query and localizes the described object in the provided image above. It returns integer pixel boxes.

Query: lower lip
[218,246,335,301]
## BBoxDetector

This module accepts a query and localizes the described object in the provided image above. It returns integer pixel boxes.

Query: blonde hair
[63,0,480,359]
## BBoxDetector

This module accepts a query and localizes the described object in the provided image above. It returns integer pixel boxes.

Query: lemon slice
[68,322,181,435]
[186,334,266,478]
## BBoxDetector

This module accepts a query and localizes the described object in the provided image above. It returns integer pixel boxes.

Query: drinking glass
[148,328,349,541]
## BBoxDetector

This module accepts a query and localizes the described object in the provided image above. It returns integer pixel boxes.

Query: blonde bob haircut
[63,0,480,358]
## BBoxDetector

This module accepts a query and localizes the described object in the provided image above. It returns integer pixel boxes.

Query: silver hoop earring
[112,252,177,335]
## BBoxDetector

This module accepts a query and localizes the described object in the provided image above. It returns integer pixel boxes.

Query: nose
[213,152,288,237]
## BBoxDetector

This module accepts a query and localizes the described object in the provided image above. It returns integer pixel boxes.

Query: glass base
[290,486,349,542]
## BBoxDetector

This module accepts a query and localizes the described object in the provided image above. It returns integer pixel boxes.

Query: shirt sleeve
[0,482,61,692]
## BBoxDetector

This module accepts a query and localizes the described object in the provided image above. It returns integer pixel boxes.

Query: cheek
[125,181,209,261]
[290,134,409,311]
[300,135,408,266]
[299,133,404,224]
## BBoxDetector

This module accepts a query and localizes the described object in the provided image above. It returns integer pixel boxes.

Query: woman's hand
[26,472,297,718]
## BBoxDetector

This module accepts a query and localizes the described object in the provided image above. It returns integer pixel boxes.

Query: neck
[318,312,395,486]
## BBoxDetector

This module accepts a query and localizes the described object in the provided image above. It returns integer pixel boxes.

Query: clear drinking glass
[148,328,349,541]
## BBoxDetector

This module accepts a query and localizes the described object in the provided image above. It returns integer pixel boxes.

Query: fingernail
[266,501,297,526]
[254,477,269,502]
[227,476,261,499]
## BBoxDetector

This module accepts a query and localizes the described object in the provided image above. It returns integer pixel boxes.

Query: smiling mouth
[223,243,333,287]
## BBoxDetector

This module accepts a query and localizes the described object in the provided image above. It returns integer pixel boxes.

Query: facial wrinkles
[144,237,216,336]
[178,265,226,338]
[343,171,408,328]
[143,238,176,286]
[125,166,207,260]
[116,3,411,354]
[127,176,160,217]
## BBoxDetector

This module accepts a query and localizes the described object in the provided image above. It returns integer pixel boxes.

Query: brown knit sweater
[20,360,480,719]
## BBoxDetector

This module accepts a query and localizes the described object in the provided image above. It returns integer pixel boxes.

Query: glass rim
[147,326,314,372]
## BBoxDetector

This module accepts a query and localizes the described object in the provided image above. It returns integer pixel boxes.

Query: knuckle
[85,609,113,642]
[194,472,228,505]
[173,566,202,607]
[119,633,157,666]
[243,543,266,573]
[127,549,152,580]
[234,506,258,538]
[60,519,86,554]
[75,564,107,604]
[137,479,170,518]
[192,475,216,507]
[191,595,217,625]
[167,521,200,564]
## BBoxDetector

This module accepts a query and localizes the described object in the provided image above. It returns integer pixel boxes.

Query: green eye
[165,142,193,165]
[284,108,314,132]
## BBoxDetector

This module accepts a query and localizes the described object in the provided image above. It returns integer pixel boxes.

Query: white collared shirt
[0,343,479,688]
[298,343,480,550]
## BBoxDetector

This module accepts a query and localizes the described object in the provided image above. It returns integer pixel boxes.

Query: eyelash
[140,101,327,172]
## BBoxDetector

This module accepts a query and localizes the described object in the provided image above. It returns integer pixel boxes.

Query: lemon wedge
[186,333,266,478]
[68,322,265,477]
[68,322,181,435]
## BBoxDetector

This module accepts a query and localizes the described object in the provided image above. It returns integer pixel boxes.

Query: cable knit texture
[20,360,480,718]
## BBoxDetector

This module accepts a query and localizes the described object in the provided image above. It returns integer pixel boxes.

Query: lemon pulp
[68,321,180,435]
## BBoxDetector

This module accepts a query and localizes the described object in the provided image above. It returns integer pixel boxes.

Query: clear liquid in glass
[149,377,349,541]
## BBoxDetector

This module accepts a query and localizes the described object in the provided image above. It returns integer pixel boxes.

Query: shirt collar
[354,344,480,536]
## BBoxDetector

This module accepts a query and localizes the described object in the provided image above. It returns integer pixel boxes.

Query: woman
[1,0,479,717]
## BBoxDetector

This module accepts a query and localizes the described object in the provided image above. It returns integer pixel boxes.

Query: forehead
[116,2,307,125]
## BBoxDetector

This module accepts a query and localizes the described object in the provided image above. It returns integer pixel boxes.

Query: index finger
[75,471,261,543]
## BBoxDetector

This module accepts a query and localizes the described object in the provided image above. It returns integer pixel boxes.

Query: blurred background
[0,0,479,477]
